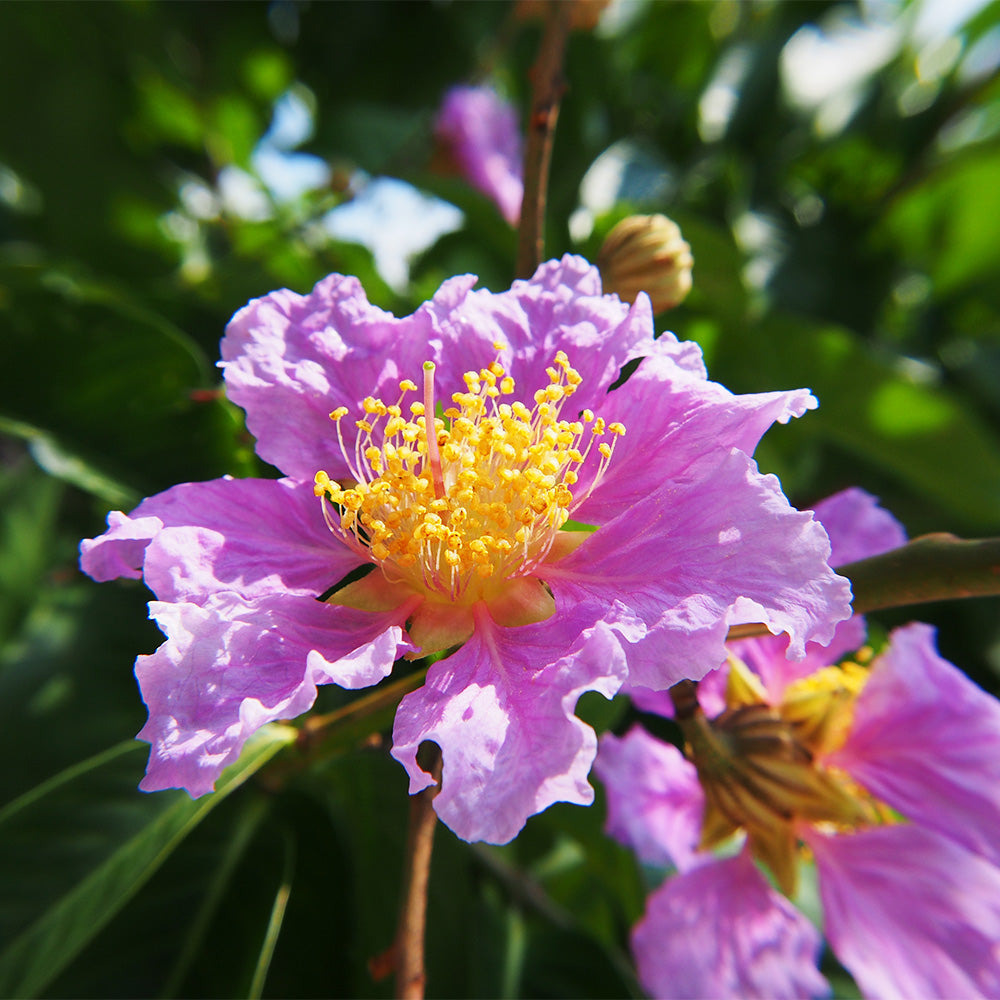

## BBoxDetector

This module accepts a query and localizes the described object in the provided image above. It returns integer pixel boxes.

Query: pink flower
[80,256,849,843]
[632,848,829,1000]
[597,488,1000,997]
[435,85,523,225]
[627,486,907,719]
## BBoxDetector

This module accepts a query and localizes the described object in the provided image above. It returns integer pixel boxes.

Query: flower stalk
[839,532,1000,613]
[516,1,572,277]
[393,745,442,1000]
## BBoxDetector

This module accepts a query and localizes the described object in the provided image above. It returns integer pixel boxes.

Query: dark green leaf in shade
[0,263,244,495]
[0,724,295,999]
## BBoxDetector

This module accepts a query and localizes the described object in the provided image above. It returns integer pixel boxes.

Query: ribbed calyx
[679,656,888,895]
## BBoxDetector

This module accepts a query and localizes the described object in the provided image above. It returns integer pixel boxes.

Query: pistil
[422,361,445,501]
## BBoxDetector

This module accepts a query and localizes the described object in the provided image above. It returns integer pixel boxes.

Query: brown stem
[393,744,443,1000]
[299,668,427,745]
[668,679,700,721]
[516,1,572,278]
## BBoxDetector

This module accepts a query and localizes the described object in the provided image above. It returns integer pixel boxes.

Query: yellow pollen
[780,660,870,757]
[314,353,622,603]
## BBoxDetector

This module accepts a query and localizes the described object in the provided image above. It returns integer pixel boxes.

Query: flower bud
[597,214,694,313]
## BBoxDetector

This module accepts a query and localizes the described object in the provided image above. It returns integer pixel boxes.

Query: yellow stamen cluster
[313,349,623,603]
[781,659,869,757]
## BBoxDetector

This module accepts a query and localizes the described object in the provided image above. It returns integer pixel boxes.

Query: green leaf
[884,147,1000,296]
[0,741,139,829]
[0,453,66,645]
[210,93,262,169]
[0,724,296,999]
[247,828,295,999]
[0,416,137,508]
[242,50,294,103]
[157,796,270,999]
[0,262,241,495]
[714,315,1000,530]
[133,71,204,150]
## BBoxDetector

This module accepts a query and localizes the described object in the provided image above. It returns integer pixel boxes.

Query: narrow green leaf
[158,796,271,999]
[0,724,296,999]
[0,740,140,828]
[0,415,138,509]
[247,829,296,1000]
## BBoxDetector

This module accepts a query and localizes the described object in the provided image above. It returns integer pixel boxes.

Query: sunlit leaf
[883,147,1000,295]
[714,315,1000,530]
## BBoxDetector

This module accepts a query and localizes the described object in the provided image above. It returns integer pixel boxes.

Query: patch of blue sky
[252,146,330,204]
[324,177,464,290]
[247,86,462,288]
[252,85,331,203]
[263,87,316,150]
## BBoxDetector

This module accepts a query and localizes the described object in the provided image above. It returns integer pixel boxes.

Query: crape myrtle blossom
[434,84,523,225]
[625,487,906,721]
[596,491,1000,999]
[80,255,851,845]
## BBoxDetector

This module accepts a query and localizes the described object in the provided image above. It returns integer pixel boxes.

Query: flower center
[314,347,623,608]
[678,656,892,896]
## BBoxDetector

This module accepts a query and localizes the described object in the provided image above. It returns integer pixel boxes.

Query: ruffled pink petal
[594,727,704,872]
[829,622,1000,866]
[729,617,866,703]
[720,487,906,699]
[545,450,852,689]
[81,477,357,604]
[221,271,476,482]
[627,489,901,709]
[810,487,907,567]
[435,85,523,225]
[80,510,165,582]
[137,592,413,796]
[575,354,816,525]
[623,683,678,720]
[626,662,732,719]
[632,851,829,1000]
[437,256,699,414]
[390,604,626,844]
[808,825,1000,1000]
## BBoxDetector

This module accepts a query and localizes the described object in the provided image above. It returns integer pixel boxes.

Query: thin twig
[516,1,572,278]
[393,745,443,1000]
[299,668,427,744]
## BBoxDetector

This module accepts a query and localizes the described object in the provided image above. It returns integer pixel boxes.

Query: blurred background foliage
[1,1,998,996]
